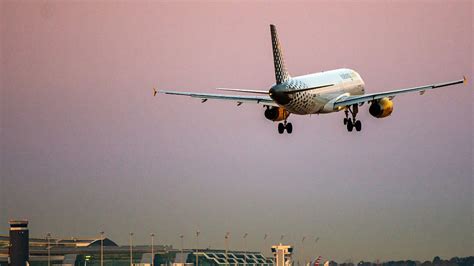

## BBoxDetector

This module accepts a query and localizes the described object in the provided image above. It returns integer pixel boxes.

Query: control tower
[271,244,293,266]
[9,220,29,266]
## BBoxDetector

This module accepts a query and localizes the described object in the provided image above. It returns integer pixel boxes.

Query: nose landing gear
[278,120,293,134]
[344,104,362,132]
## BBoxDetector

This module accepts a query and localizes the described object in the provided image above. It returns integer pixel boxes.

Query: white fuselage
[271,68,365,115]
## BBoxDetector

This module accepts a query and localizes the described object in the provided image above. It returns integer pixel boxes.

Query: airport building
[0,221,274,266]
[0,235,274,266]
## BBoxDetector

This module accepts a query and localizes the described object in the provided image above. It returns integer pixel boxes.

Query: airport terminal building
[0,225,274,266]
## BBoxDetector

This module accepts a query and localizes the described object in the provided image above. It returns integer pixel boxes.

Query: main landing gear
[278,120,293,134]
[344,104,362,132]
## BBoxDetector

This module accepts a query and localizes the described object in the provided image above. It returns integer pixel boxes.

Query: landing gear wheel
[343,118,348,125]
[354,120,362,131]
[347,121,354,132]
[278,123,285,134]
[286,123,293,134]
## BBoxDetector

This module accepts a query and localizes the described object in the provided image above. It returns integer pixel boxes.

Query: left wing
[154,89,278,107]
[334,76,467,107]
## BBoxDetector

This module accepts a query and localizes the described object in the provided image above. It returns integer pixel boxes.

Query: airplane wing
[334,76,467,107]
[154,89,279,107]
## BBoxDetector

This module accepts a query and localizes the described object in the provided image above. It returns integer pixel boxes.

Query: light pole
[179,234,184,255]
[313,236,319,264]
[263,234,268,258]
[100,231,104,266]
[129,233,133,266]
[195,231,200,266]
[242,233,248,266]
[301,236,306,266]
[150,233,155,266]
[224,232,230,266]
[46,232,51,266]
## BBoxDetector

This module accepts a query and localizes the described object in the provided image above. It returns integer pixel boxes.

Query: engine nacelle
[369,97,394,118]
[264,107,290,121]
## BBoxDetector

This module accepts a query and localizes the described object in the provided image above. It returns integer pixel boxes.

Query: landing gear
[344,105,362,132]
[278,123,285,134]
[354,120,362,131]
[278,120,293,134]
[343,109,349,125]
[347,118,353,132]
[286,122,293,134]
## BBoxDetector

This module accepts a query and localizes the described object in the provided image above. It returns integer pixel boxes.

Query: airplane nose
[269,85,291,105]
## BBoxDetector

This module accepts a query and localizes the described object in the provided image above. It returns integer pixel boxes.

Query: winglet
[153,87,158,96]
[463,75,467,85]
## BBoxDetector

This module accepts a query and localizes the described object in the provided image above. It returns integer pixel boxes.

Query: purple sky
[1,1,472,263]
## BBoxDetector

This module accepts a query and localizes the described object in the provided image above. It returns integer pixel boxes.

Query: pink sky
[1,1,472,262]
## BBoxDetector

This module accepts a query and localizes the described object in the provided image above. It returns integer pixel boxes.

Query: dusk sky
[0,1,472,263]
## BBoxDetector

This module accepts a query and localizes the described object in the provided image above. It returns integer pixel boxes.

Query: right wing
[154,89,279,107]
[334,77,466,107]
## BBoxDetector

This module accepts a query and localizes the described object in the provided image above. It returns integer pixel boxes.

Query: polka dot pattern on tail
[270,25,290,84]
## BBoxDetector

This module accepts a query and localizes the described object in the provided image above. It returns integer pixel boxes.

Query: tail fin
[314,256,322,266]
[270,24,290,84]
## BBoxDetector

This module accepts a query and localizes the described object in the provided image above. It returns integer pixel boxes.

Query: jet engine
[264,107,290,121]
[369,97,394,118]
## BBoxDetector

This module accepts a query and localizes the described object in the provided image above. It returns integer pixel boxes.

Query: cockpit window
[340,73,352,79]
[340,71,358,80]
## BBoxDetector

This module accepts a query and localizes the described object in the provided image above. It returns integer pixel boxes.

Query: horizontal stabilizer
[216,88,269,94]
[284,83,334,94]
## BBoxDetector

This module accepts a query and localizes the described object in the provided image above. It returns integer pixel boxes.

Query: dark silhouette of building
[9,220,29,266]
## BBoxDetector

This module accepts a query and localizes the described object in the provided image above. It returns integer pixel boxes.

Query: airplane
[153,24,467,134]
[312,256,322,266]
